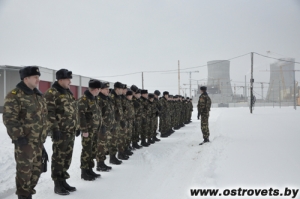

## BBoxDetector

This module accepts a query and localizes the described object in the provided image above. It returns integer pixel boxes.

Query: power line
[254,52,300,64]
[93,52,251,78]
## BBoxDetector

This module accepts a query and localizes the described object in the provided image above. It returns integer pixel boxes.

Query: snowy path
[1,107,300,199]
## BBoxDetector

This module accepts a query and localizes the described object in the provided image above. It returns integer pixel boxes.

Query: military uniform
[3,67,48,198]
[77,89,102,179]
[131,90,143,149]
[97,90,115,170]
[159,93,170,137]
[110,87,128,161]
[197,90,212,142]
[140,91,151,145]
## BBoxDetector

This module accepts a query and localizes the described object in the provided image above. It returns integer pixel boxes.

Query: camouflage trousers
[141,117,150,139]
[126,120,134,147]
[118,121,127,152]
[159,115,169,135]
[132,118,141,143]
[96,130,107,162]
[14,142,43,197]
[149,117,157,138]
[52,133,75,181]
[200,112,210,139]
[80,131,97,169]
[107,125,119,156]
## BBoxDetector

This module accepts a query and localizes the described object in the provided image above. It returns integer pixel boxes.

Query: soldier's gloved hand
[16,137,28,146]
[101,126,106,134]
[52,130,61,141]
[75,129,81,137]
[197,113,200,120]
[120,121,126,128]
[82,132,89,137]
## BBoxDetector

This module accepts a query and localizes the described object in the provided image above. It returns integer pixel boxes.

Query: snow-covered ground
[1,107,300,199]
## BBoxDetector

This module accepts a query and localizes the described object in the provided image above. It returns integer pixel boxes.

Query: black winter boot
[154,136,161,142]
[141,139,150,147]
[118,152,129,160]
[149,138,155,144]
[81,169,95,181]
[132,142,142,149]
[54,180,70,195]
[97,161,112,172]
[61,180,76,192]
[18,195,28,199]
[125,148,133,156]
[109,154,122,165]
[89,168,101,178]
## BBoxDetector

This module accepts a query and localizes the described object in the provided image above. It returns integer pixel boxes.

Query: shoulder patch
[59,94,65,98]
[11,90,17,94]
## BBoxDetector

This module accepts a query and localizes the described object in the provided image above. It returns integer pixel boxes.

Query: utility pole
[261,83,264,101]
[142,72,144,89]
[279,81,281,108]
[178,60,180,95]
[250,52,254,114]
[294,70,297,110]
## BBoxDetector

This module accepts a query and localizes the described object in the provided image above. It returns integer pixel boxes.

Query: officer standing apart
[197,86,212,145]
[3,66,48,199]
[77,79,102,181]
[44,69,79,195]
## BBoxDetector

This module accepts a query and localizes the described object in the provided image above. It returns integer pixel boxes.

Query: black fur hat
[136,89,141,94]
[200,86,207,91]
[89,79,102,88]
[130,85,139,92]
[141,89,148,94]
[154,90,161,96]
[126,90,133,96]
[19,66,41,80]
[56,69,72,80]
[123,84,127,89]
[114,82,123,89]
[101,82,110,89]
[109,88,112,93]
[148,93,155,99]
[163,91,169,96]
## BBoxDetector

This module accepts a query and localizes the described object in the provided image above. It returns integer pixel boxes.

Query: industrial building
[266,58,296,102]
[206,60,233,104]
[0,65,114,113]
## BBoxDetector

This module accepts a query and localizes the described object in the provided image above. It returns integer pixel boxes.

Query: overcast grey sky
[0,0,299,97]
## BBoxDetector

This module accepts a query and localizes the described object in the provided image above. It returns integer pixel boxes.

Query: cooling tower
[206,60,233,103]
[266,58,295,101]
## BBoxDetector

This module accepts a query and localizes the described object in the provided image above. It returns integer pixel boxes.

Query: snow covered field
[1,107,300,199]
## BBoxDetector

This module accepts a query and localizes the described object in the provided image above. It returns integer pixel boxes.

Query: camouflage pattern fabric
[197,92,212,139]
[125,98,135,146]
[110,90,124,152]
[97,93,115,159]
[132,96,142,143]
[3,81,48,197]
[159,97,170,135]
[140,96,151,139]
[44,81,78,181]
[78,90,101,169]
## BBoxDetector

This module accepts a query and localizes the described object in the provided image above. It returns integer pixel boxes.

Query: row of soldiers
[2,66,193,199]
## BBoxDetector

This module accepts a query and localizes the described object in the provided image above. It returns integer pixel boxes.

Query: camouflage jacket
[132,96,142,120]
[110,90,124,122]
[125,98,135,120]
[188,101,193,112]
[98,92,115,129]
[121,95,131,121]
[153,97,161,117]
[140,96,150,119]
[148,100,158,119]
[197,92,212,113]
[3,81,48,143]
[44,81,79,133]
[159,97,169,117]
[77,90,102,133]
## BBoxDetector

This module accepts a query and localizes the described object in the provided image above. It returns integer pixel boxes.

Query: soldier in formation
[3,69,195,198]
